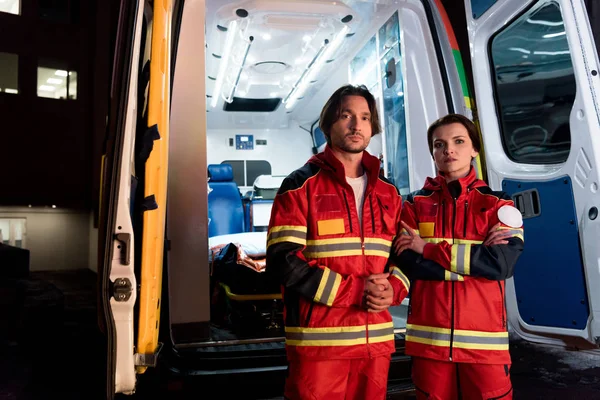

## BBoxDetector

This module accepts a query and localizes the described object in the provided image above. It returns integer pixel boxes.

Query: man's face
[328,95,373,154]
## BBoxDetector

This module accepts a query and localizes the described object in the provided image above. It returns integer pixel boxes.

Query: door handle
[512,189,541,219]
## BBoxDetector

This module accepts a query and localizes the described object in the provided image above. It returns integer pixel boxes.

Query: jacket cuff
[350,276,366,307]
[422,242,437,261]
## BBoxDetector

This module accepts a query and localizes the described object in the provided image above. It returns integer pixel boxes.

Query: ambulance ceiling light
[283,24,350,110]
[224,35,254,103]
[211,20,239,108]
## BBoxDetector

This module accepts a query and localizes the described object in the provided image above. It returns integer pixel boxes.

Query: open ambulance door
[99,0,174,397]
[462,0,600,348]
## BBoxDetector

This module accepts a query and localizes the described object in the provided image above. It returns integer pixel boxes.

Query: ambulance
[98,0,600,397]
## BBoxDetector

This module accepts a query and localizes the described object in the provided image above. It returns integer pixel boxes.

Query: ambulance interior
[169,0,582,349]
[196,0,435,344]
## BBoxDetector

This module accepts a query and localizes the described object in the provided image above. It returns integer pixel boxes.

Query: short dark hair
[319,84,381,145]
[426,113,481,155]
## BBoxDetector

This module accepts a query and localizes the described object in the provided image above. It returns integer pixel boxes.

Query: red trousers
[412,357,513,400]
[284,355,390,400]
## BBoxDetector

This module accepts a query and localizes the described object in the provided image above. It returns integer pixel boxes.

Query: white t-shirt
[346,174,368,232]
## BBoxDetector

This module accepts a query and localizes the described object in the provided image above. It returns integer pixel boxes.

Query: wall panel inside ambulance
[153,0,468,396]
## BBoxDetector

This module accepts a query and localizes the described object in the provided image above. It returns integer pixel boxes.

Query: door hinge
[135,342,163,367]
[112,277,133,302]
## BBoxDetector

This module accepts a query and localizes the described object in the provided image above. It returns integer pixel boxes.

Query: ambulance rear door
[462,0,600,348]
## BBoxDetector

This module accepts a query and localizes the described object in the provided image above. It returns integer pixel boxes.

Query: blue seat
[208,164,245,237]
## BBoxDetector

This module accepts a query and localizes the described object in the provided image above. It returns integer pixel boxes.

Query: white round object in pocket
[497,205,523,228]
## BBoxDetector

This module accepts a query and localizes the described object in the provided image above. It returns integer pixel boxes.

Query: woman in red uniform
[393,114,524,399]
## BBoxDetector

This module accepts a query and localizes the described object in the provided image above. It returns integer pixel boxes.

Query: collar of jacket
[309,145,381,193]
[423,166,483,199]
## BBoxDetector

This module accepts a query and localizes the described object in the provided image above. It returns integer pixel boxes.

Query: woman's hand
[393,221,426,255]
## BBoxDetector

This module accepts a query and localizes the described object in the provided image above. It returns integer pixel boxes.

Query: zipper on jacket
[498,281,506,328]
[361,229,370,355]
[304,302,314,326]
[442,200,446,237]
[463,200,468,238]
[449,198,457,361]
[369,194,375,234]
[342,191,353,233]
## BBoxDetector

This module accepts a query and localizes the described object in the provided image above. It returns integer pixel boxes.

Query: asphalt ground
[1,271,599,400]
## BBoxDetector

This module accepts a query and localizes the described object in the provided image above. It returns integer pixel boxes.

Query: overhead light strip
[284,25,350,110]
[211,20,239,108]
[225,36,254,103]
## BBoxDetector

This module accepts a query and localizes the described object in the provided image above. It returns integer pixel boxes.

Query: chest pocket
[470,198,497,238]
[376,194,396,235]
[314,194,346,236]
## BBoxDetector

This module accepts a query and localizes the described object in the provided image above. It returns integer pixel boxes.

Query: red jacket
[396,168,524,364]
[266,146,410,361]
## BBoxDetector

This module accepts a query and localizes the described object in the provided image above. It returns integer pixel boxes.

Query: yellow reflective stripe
[368,322,394,343]
[451,245,458,273]
[303,237,391,259]
[464,245,471,275]
[407,324,509,337]
[363,237,393,246]
[406,335,451,347]
[306,237,361,245]
[406,324,509,350]
[497,226,524,242]
[450,244,471,275]
[424,237,483,245]
[368,334,395,344]
[304,250,363,258]
[284,322,395,346]
[391,267,410,292]
[286,338,366,346]
[285,324,367,346]
[314,268,341,306]
[455,328,508,337]
[364,237,392,258]
[285,325,365,333]
[363,250,390,258]
[269,225,308,233]
[369,321,394,330]
[329,273,342,306]
[267,225,307,248]
[444,270,464,281]
[406,324,451,333]
[267,236,307,248]
[452,342,509,350]
[314,268,329,303]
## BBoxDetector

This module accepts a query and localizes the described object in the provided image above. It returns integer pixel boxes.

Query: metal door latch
[112,277,133,302]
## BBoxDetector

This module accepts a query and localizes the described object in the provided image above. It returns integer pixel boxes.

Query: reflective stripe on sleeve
[314,267,342,306]
[390,266,410,292]
[451,244,471,275]
[267,225,307,247]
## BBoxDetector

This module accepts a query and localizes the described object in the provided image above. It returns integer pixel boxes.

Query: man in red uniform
[266,84,410,400]
[394,114,524,399]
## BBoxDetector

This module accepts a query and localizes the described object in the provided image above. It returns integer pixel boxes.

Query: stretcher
[209,232,283,336]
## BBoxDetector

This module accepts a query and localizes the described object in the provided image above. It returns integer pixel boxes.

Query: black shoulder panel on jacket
[405,189,435,204]
[474,186,512,201]
[277,163,320,195]
[378,175,401,195]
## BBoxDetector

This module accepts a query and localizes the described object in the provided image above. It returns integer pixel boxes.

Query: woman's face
[431,123,479,181]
